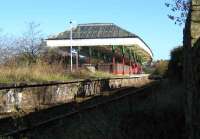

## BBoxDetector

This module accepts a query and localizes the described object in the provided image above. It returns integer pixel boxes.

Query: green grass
[70,69,125,80]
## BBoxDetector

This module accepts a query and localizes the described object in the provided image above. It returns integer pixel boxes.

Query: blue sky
[0,0,183,60]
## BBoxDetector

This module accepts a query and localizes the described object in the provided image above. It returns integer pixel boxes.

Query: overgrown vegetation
[152,60,169,77]
[0,62,70,83]
[0,62,118,83]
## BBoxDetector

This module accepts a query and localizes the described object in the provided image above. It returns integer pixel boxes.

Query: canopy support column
[76,47,80,70]
[88,47,92,64]
[129,48,132,75]
[112,45,116,74]
[122,46,125,75]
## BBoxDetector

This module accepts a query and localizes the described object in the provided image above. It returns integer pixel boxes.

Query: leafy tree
[165,0,191,25]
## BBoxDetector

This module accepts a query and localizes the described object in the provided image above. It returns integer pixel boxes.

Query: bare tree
[16,22,43,63]
[0,32,17,64]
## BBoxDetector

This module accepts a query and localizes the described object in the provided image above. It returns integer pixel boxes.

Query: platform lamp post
[70,21,73,72]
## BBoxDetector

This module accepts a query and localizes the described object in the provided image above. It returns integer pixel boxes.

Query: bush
[167,46,183,81]
[153,60,169,77]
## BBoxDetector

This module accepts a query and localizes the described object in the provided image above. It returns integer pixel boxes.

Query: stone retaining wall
[0,76,150,114]
[183,1,200,138]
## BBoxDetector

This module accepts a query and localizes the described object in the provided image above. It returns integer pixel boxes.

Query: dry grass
[0,63,72,83]
[0,63,122,83]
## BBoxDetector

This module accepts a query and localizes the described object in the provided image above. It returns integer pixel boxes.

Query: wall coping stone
[0,76,147,90]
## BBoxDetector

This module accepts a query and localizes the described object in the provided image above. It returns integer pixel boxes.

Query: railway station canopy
[46,23,153,62]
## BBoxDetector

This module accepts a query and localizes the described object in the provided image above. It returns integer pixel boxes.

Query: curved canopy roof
[46,23,153,61]
[49,23,137,39]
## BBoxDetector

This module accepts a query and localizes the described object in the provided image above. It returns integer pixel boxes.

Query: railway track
[1,81,159,138]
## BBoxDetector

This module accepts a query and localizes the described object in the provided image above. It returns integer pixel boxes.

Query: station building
[46,23,153,75]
